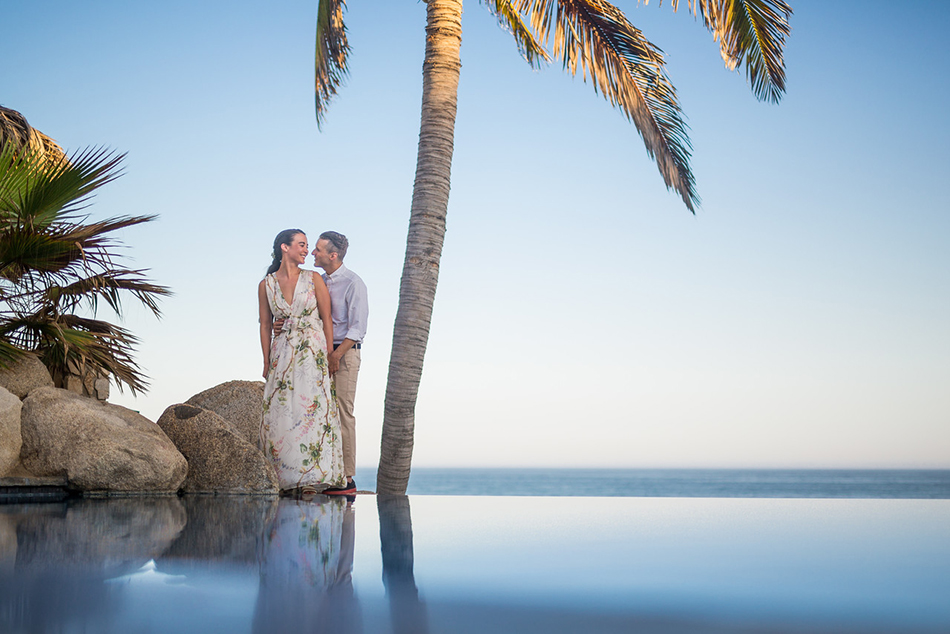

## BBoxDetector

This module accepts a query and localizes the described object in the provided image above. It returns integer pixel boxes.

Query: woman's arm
[258,279,273,379]
[313,274,335,369]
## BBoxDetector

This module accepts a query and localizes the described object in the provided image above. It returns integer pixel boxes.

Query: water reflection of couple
[253,497,360,633]
[257,229,366,495]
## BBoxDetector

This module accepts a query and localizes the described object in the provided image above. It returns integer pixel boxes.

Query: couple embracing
[257,229,368,497]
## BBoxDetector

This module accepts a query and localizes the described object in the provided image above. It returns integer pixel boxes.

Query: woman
[258,229,346,494]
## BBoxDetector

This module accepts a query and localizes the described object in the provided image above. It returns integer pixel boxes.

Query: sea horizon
[354,466,950,499]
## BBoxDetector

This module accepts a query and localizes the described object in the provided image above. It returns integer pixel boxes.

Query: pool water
[1,495,948,633]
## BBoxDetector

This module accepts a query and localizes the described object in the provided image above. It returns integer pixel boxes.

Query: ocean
[355,467,950,498]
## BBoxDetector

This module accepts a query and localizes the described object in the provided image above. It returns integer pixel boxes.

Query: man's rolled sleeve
[343,280,369,343]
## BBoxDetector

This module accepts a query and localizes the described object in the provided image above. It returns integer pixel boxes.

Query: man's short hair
[319,231,349,260]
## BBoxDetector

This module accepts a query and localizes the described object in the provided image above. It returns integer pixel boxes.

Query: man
[311,231,367,495]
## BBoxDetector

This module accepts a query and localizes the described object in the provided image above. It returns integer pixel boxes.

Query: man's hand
[328,349,341,376]
[272,318,286,337]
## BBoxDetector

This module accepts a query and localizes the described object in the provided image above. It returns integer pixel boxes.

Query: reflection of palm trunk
[378,495,428,634]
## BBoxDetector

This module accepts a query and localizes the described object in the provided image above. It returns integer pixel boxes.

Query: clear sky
[3,1,948,469]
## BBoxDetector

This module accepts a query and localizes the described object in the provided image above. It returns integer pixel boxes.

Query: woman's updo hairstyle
[267,229,305,274]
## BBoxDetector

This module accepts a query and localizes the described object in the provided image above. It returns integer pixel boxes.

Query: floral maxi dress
[261,270,345,491]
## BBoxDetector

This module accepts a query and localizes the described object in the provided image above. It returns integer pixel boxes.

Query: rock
[19,387,187,492]
[0,354,53,399]
[0,386,21,476]
[7,497,186,573]
[0,514,15,575]
[0,497,186,626]
[186,380,264,445]
[93,377,110,401]
[161,495,276,565]
[157,403,278,495]
[53,359,109,402]
[3,459,34,478]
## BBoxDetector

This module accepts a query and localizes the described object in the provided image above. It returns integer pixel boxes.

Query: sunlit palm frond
[714,0,791,103]
[520,0,697,211]
[481,0,551,67]
[315,0,351,129]
[644,0,791,103]
[0,106,67,165]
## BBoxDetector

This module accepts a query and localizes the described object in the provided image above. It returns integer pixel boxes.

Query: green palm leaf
[1,130,170,394]
[315,0,350,129]
[481,0,551,67]
[647,0,792,103]
[519,0,698,211]
[1,146,125,229]
[44,271,170,316]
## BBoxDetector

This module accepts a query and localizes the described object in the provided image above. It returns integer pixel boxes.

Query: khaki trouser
[334,347,360,477]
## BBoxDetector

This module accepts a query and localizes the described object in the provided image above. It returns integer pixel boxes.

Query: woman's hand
[259,279,274,379]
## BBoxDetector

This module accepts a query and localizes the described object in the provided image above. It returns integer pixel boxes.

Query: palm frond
[0,106,67,165]
[0,311,150,394]
[40,315,150,394]
[0,338,25,367]
[0,213,160,293]
[44,271,171,316]
[0,229,80,282]
[481,0,551,67]
[0,139,169,392]
[5,147,125,229]
[643,0,791,103]
[519,0,698,211]
[315,0,351,129]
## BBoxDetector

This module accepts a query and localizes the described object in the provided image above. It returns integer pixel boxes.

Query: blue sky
[3,1,948,468]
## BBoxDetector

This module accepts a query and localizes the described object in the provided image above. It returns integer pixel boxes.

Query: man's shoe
[323,480,356,496]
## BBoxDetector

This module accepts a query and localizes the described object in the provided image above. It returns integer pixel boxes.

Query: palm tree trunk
[377,0,462,495]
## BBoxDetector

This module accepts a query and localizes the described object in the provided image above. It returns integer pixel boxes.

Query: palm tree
[0,107,171,394]
[0,106,65,165]
[315,0,793,494]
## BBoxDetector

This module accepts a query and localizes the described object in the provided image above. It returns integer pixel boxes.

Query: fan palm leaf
[0,145,125,231]
[43,271,168,316]
[0,121,170,394]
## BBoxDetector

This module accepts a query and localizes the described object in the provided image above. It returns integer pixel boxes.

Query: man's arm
[328,277,368,371]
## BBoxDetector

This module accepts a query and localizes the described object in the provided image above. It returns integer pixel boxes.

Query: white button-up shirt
[322,263,368,345]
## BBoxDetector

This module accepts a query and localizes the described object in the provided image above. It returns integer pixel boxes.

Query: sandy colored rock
[0,386,21,476]
[20,387,187,492]
[0,514,15,575]
[157,403,278,495]
[0,354,53,399]
[186,380,264,445]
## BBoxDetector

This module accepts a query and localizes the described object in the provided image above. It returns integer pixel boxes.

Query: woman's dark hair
[267,229,305,274]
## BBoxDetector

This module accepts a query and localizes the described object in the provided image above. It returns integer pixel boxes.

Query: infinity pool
[2,495,948,633]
